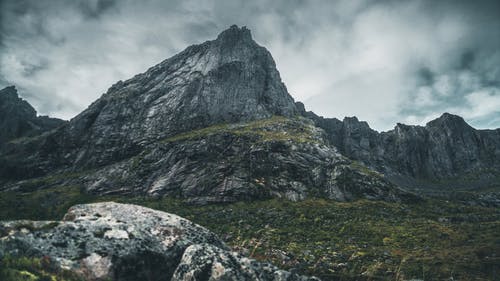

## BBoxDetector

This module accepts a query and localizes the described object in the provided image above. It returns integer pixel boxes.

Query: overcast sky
[1,0,499,131]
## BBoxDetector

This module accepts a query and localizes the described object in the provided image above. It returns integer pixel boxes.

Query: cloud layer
[1,0,499,131]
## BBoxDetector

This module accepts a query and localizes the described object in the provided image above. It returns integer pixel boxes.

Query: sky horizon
[1,0,499,131]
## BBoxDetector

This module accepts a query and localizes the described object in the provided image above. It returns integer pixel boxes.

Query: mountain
[300,105,500,189]
[60,25,296,169]
[0,25,410,204]
[0,202,318,281]
[0,86,65,147]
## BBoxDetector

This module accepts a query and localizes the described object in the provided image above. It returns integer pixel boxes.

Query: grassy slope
[1,186,499,281]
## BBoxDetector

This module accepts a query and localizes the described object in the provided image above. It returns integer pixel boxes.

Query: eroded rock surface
[0,202,318,281]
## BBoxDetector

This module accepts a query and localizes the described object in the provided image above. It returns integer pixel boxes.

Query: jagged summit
[0,85,21,99]
[0,86,37,118]
[0,86,64,146]
[426,112,470,129]
[216,24,253,43]
[0,42,411,203]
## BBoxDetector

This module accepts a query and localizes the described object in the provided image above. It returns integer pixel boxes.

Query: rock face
[0,202,318,281]
[0,86,65,147]
[301,106,500,188]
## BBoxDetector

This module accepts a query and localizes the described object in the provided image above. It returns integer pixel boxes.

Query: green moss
[349,161,383,178]
[161,116,320,144]
[16,171,94,193]
[0,256,83,281]
[0,186,95,220]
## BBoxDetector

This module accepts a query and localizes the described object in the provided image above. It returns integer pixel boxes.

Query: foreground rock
[0,202,318,281]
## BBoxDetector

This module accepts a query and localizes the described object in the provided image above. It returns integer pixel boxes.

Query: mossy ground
[1,186,499,280]
[0,255,83,281]
[161,116,321,144]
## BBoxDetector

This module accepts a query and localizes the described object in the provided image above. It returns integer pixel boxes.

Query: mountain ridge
[300,104,500,189]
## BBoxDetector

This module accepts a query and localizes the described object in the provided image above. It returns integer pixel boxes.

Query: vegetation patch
[349,161,384,178]
[0,255,83,281]
[1,186,499,280]
[161,116,321,144]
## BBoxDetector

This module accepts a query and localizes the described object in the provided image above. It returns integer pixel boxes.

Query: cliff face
[302,106,500,188]
[0,86,65,147]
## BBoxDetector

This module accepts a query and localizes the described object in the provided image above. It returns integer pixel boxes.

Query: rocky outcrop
[300,105,500,189]
[0,86,65,147]
[0,202,318,281]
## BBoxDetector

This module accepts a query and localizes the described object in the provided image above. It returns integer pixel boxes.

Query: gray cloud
[0,0,499,130]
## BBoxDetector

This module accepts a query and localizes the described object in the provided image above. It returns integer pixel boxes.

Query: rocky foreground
[0,202,318,281]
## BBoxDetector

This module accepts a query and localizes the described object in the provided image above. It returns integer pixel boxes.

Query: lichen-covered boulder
[0,202,318,281]
[173,243,313,281]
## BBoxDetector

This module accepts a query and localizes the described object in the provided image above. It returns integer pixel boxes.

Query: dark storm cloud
[0,0,499,130]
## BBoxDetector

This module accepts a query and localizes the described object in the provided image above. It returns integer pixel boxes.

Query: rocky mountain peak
[58,25,298,167]
[0,86,36,117]
[0,86,65,147]
[343,116,372,130]
[216,24,253,43]
[0,85,18,98]
[426,112,470,130]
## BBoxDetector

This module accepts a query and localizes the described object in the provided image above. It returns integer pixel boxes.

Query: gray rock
[0,202,319,281]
